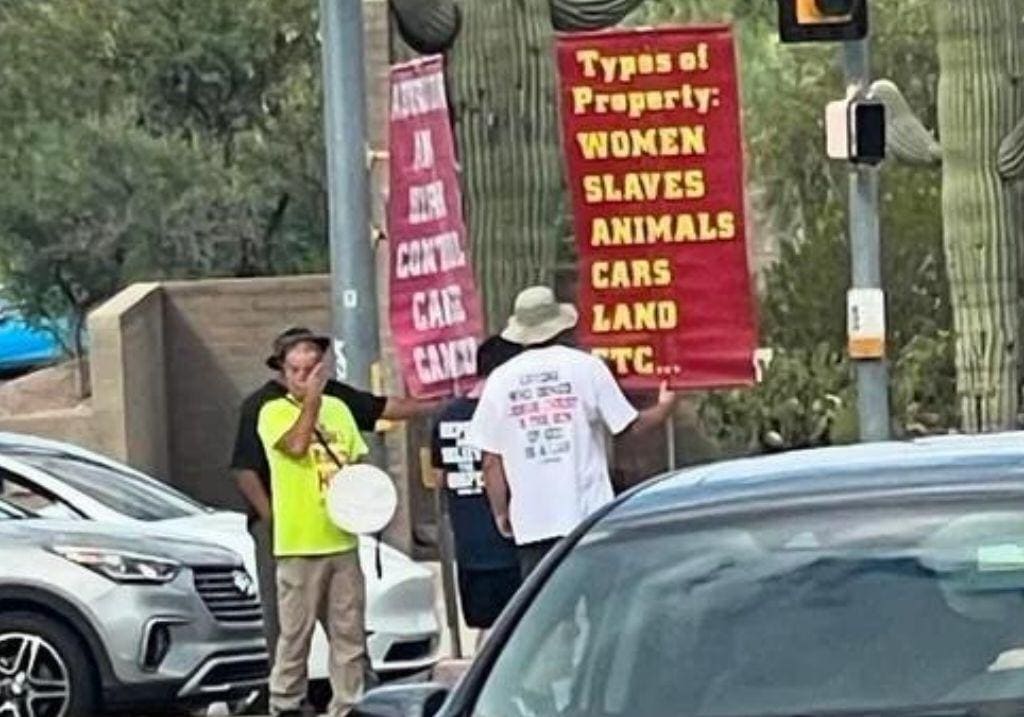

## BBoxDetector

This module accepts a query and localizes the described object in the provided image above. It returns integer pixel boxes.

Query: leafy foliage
[0,0,328,354]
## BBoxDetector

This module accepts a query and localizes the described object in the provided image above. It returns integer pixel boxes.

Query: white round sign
[326,464,397,535]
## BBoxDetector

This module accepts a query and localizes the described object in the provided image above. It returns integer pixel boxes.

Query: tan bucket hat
[500,286,578,346]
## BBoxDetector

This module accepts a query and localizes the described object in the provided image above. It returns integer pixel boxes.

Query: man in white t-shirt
[466,286,680,577]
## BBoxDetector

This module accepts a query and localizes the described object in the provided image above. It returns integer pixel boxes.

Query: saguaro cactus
[390,0,646,328]
[935,0,1024,431]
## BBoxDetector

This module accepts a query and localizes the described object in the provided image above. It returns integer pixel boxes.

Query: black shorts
[456,566,521,629]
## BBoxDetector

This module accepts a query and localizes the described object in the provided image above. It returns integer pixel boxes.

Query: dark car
[354,431,1024,717]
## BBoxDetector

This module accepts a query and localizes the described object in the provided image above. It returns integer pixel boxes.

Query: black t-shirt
[230,379,387,518]
[430,398,518,571]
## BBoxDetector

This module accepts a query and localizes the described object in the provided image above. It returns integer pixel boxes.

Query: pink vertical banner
[388,56,484,398]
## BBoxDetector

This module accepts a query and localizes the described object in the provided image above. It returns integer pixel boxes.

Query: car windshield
[3,447,210,521]
[0,497,30,519]
[472,496,1024,717]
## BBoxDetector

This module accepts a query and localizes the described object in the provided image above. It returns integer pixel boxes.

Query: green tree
[0,0,329,355]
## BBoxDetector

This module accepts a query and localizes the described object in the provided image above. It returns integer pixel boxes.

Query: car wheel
[0,612,96,717]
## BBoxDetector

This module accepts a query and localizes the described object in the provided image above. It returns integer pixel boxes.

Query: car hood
[155,512,434,582]
[0,517,242,567]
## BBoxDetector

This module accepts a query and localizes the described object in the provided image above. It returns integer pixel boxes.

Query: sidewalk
[425,561,478,663]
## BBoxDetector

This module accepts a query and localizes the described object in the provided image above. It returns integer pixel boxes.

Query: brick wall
[160,275,331,510]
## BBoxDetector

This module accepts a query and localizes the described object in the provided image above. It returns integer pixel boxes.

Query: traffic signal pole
[843,37,891,441]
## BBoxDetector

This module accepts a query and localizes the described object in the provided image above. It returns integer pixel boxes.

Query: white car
[0,432,440,682]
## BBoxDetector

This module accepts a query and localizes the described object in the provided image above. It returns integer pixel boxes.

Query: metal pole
[319,0,381,399]
[666,415,677,471]
[843,38,891,441]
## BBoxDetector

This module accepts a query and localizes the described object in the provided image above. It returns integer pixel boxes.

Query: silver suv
[0,498,268,716]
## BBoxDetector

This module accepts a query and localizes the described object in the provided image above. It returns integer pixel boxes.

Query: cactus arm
[998,115,1024,180]
[390,0,460,54]
[549,0,648,31]
[869,79,942,166]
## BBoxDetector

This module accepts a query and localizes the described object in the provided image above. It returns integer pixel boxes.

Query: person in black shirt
[230,327,439,668]
[430,335,523,645]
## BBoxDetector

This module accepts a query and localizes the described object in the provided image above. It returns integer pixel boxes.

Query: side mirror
[351,682,450,717]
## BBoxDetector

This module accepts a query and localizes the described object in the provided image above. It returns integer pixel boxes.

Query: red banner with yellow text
[388,56,484,398]
[557,25,757,389]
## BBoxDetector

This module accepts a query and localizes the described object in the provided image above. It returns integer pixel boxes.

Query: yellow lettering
[631,129,657,158]
[634,302,657,331]
[583,175,604,204]
[593,346,657,375]
[685,169,706,198]
[591,218,611,247]
[718,211,736,239]
[664,171,684,200]
[681,125,706,155]
[589,213,738,244]
[592,302,678,332]
[632,259,652,287]
[646,90,664,113]
[650,215,673,243]
[576,131,607,160]
[572,86,593,114]
[658,127,679,156]
[610,131,631,158]
[587,259,672,289]
[679,44,709,73]
[618,54,637,82]
[582,174,710,203]
[653,259,672,286]
[576,49,600,77]
[575,127,706,160]
[635,346,655,374]
[627,91,646,119]
[698,212,717,241]
[675,214,698,242]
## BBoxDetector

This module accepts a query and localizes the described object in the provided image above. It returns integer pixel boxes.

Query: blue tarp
[0,317,63,371]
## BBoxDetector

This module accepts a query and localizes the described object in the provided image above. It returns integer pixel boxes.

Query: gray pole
[319,0,384,450]
[843,38,891,441]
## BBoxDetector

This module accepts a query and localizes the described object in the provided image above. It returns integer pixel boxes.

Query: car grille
[384,638,433,663]
[201,657,270,686]
[193,566,262,623]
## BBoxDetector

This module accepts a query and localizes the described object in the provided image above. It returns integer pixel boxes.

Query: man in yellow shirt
[257,329,368,717]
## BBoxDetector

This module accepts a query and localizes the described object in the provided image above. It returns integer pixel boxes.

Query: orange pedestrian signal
[778,0,868,43]
[797,0,852,23]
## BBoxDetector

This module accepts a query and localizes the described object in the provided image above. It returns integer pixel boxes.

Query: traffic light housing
[826,97,885,165]
[778,0,868,43]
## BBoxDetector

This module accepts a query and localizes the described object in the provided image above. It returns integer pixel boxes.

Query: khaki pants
[270,551,366,717]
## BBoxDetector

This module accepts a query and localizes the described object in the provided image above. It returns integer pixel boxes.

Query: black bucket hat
[265,327,331,370]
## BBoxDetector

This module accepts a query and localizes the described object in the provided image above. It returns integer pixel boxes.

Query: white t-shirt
[466,345,639,545]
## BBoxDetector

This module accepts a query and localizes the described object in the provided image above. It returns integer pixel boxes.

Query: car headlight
[50,545,181,584]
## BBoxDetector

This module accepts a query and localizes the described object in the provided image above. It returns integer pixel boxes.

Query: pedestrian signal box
[778,0,868,43]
